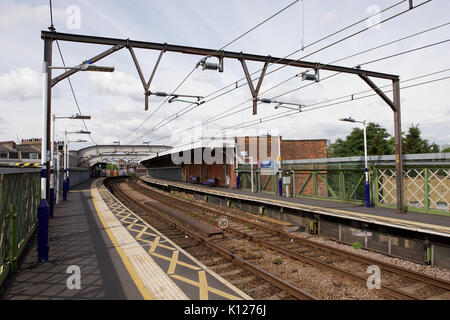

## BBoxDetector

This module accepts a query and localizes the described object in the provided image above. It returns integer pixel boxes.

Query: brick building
[142,136,327,189]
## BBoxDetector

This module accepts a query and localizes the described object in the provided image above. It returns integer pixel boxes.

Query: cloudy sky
[0,0,449,151]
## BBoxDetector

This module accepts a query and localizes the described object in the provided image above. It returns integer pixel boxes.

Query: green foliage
[352,241,363,250]
[328,122,394,157]
[272,257,282,265]
[403,124,439,154]
[442,147,450,153]
[329,122,442,157]
[105,163,118,172]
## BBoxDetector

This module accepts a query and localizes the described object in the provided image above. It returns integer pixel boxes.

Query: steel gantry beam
[41,30,405,213]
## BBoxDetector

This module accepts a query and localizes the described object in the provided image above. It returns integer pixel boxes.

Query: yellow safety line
[145,177,450,234]
[90,182,153,300]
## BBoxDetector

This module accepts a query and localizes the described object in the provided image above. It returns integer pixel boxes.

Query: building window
[0,153,7,158]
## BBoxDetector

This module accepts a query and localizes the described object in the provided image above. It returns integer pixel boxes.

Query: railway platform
[141,177,450,237]
[140,176,450,269]
[1,178,250,300]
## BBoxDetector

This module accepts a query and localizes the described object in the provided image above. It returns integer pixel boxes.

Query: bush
[352,241,363,250]
[272,257,282,265]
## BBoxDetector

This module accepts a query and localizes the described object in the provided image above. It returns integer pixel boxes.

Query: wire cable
[136,27,449,144]
[129,0,430,143]
[121,0,302,142]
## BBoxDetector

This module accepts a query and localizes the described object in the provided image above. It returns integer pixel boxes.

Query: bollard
[278,177,282,197]
[37,199,49,262]
[236,174,239,189]
[62,180,67,201]
[49,187,54,218]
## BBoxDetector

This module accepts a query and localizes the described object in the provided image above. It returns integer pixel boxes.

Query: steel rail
[137,179,450,293]
[130,181,419,300]
[109,179,318,300]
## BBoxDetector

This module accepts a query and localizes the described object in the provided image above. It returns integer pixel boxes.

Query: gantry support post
[128,44,165,110]
[240,58,269,115]
[392,79,404,213]
[358,73,404,213]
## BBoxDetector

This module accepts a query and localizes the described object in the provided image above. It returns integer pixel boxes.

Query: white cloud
[0,67,41,100]
[322,12,338,24]
[88,71,143,100]
[0,4,66,29]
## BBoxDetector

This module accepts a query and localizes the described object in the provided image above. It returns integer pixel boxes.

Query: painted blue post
[62,180,67,201]
[278,176,283,197]
[38,59,50,263]
[37,198,49,262]
[236,174,239,189]
[49,186,54,218]
[365,168,371,208]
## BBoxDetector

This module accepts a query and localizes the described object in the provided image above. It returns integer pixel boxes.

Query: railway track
[105,179,318,300]
[128,178,450,300]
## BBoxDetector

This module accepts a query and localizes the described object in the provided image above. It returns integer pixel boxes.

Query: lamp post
[339,117,370,208]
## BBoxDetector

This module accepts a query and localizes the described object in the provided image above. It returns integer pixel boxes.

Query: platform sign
[259,159,277,175]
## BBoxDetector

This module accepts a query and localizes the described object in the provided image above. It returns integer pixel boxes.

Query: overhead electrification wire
[48,0,96,145]
[169,70,450,149]
[121,0,302,143]
[55,41,97,145]
[129,0,431,144]
[134,23,448,144]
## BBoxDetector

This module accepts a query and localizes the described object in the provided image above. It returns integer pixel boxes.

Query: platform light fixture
[259,98,304,112]
[339,117,370,209]
[49,60,114,72]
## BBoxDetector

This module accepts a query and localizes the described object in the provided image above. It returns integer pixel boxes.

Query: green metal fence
[238,159,450,216]
[375,166,450,216]
[0,172,40,286]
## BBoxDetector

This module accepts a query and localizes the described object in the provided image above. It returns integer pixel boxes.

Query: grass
[272,257,282,265]
[352,241,363,250]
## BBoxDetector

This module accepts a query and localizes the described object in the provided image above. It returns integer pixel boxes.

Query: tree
[402,124,437,154]
[442,147,450,153]
[328,122,394,157]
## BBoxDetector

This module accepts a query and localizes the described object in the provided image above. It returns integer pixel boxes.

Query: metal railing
[0,172,40,286]
[238,153,450,216]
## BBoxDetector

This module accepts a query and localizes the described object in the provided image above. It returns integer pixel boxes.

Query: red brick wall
[280,139,327,161]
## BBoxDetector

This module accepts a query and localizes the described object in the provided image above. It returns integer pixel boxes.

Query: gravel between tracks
[291,232,450,282]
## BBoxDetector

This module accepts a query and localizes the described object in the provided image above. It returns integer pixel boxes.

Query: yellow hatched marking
[125,219,141,230]
[151,252,201,271]
[170,274,242,300]
[198,270,208,300]
[148,236,161,253]
[167,251,179,275]
[136,228,158,239]
[139,237,174,251]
